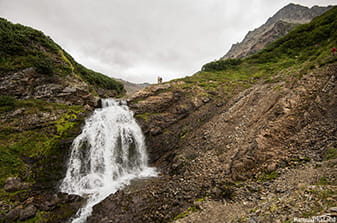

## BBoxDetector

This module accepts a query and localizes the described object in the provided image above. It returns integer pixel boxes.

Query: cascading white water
[60,99,157,223]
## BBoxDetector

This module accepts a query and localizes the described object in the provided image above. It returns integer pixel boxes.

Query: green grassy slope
[0,96,87,222]
[0,17,124,95]
[179,6,337,95]
[0,97,85,186]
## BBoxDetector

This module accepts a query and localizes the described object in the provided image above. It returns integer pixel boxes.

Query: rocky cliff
[89,6,337,223]
[0,18,125,222]
[221,3,333,60]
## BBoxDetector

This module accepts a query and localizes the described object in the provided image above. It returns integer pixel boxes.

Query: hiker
[157,76,162,84]
[332,47,336,56]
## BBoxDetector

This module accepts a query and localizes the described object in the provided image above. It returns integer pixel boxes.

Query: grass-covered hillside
[178,6,337,96]
[0,17,124,97]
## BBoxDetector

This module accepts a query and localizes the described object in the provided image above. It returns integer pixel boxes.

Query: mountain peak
[221,4,333,60]
[266,3,329,25]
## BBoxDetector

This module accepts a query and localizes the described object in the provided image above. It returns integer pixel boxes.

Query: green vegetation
[249,6,337,65]
[0,97,87,220]
[0,98,85,187]
[173,205,199,221]
[202,59,242,71]
[0,17,124,96]
[135,113,151,121]
[323,147,337,160]
[0,95,15,106]
[257,171,280,182]
[317,177,330,185]
[135,112,161,121]
[76,64,124,94]
[176,6,337,98]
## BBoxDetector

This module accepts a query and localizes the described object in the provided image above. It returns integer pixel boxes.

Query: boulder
[4,177,22,192]
[3,177,31,192]
[5,206,22,222]
[19,205,37,221]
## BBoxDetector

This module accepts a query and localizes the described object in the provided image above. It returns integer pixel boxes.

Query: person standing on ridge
[157,76,163,84]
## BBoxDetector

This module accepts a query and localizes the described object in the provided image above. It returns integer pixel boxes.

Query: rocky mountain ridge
[221,3,333,60]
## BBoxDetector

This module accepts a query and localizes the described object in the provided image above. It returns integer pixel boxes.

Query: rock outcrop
[3,177,30,192]
[221,4,333,60]
[0,67,98,106]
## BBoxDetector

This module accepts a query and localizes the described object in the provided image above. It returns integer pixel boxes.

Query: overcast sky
[0,0,335,83]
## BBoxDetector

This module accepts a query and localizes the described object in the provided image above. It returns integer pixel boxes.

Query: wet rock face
[0,67,98,106]
[89,65,337,222]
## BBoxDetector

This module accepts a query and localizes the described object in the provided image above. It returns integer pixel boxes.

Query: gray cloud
[0,0,335,83]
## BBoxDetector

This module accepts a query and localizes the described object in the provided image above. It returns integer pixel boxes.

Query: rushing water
[60,99,157,223]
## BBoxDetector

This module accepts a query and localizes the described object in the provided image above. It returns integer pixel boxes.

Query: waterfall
[60,99,157,223]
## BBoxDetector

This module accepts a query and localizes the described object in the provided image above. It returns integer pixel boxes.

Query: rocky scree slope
[0,18,124,222]
[88,7,337,223]
[221,3,333,60]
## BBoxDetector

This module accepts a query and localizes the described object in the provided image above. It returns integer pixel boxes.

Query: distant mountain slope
[221,3,333,60]
[117,79,150,96]
[0,18,125,106]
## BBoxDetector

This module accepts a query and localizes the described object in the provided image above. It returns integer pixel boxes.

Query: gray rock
[63,86,77,93]
[150,127,162,136]
[202,97,210,103]
[5,206,21,222]
[4,177,22,192]
[329,207,337,213]
[19,205,37,221]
